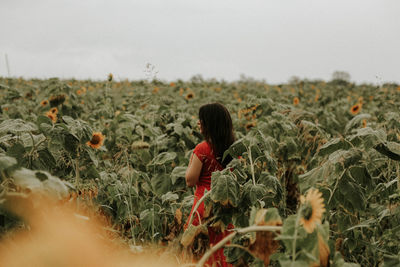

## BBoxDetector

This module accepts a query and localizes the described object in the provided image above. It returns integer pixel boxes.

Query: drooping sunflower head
[107,73,113,82]
[300,188,325,233]
[185,92,195,100]
[49,94,66,106]
[350,103,362,115]
[40,100,49,107]
[293,97,300,106]
[87,132,105,149]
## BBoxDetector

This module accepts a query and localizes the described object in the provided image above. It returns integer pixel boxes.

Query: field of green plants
[0,75,399,266]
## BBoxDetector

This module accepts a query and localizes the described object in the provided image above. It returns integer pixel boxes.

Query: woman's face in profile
[197,120,204,135]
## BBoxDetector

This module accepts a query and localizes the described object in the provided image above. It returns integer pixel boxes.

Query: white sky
[0,0,399,84]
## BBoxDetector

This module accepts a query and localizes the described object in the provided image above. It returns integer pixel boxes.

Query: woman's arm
[185,153,203,187]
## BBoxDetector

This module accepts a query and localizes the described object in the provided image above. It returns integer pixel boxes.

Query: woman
[185,103,235,266]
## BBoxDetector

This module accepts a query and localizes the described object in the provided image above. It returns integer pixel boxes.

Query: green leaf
[161,191,179,203]
[375,141,400,161]
[151,173,172,195]
[210,171,240,207]
[0,155,17,171]
[171,166,186,185]
[0,119,38,134]
[318,138,349,156]
[344,113,371,134]
[149,152,176,166]
[242,181,267,206]
[348,127,386,149]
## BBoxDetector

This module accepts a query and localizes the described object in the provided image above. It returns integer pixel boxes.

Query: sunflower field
[0,76,399,266]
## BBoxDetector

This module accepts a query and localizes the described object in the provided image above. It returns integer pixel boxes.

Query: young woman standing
[185,103,235,266]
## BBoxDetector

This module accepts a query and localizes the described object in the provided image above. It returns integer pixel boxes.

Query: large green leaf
[211,170,240,207]
[375,141,400,161]
[0,119,37,134]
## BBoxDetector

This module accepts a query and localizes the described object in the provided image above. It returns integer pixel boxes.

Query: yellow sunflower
[108,73,113,82]
[350,103,362,115]
[76,89,84,95]
[185,92,195,100]
[87,132,105,149]
[293,97,300,106]
[245,121,256,131]
[50,107,58,114]
[170,82,176,87]
[40,100,49,107]
[45,111,57,123]
[300,188,325,233]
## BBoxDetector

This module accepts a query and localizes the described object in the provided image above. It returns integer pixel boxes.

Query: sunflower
[245,121,256,131]
[86,132,105,149]
[300,188,325,233]
[170,82,176,87]
[185,92,195,100]
[50,107,58,114]
[40,100,49,107]
[45,111,57,123]
[350,103,362,115]
[76,89,84,95]
[152,87,159,94]
[293,97,300,106]
[49,94,66,106]
[107,73,113,82]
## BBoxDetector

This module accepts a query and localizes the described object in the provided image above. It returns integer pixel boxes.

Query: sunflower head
[45,111,57,123]
[185,92,195,100]
[179,88,184,96]
[169,82,176,87]
[350,103,362,115]
[245,122,256,131]
[293,97,300,106]
[40,100,49,107]
[49,94,66,106]
[300,188,325,233]
[152,87,159,94]
[107,73,113,82]
[76,89,83,95]
[87,132,105,149]
[50,107,58,114]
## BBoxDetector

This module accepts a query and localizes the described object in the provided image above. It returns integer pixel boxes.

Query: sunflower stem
[187,190,212,227]
[196,225,282,267]
[291,209,301,265]
[248,146,256,186]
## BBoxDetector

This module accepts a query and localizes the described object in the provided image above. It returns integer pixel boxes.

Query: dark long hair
[199,103,235,167]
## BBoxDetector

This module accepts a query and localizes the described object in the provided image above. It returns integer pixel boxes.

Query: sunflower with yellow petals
[50,107,58,114]
[185,92,195,100]
[87,132,105,149]
[293,97,300,106]
[300,188,325,233]
[45,111,57,123]
[350,103,362,115]
[40,100,49,107]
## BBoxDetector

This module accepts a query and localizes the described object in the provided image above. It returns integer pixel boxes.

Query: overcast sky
[0,0,399,84]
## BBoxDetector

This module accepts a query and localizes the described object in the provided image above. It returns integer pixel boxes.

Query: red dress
[185,141,233,267]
